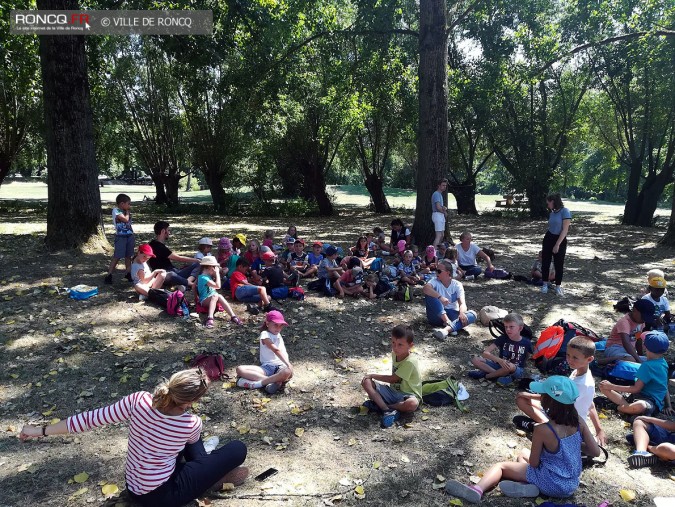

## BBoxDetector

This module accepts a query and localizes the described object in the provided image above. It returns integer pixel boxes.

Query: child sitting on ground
[318,246,344,283]
[335,258,365,298]
[398,250,422,285]
[130,244,166,299]
[445,376,600,503]
[307,241,324,270]
[236,310,292,394]
[187,237,214,288]
[350,236,376,269]
[282,225,298,245]
[531,250,555,284]
[457,231,494,279]
[598,298,656,364]
[361,325,421,428]
[364,273,379,299]
[231,233,246,255]
[373,226,390,254]
[420,245,437,273]
[260,251,289,291]
[597,330,671,417]
[468,312,532,385]
[626,415,675,468]
[641,276,671,324]
[514,336,606,446]
[262,229,275,250]
[444,247,465,279]
[230,258,276,313]
[411,245,423,272]
[436,241,448,260]
[286,239,316,279]
[197,257,242,328]
[640,268,668,297]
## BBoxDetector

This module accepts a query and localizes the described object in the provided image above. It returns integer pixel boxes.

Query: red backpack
[166,290,185,316]
[190,354,225,381]
[532,325,566,360]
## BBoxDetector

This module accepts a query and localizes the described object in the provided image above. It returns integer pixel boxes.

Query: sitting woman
[350,235,376,269]
[19,369,248,507]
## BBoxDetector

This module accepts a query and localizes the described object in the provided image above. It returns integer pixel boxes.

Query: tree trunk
[413,0,448,246]
[622,160,643,225]
[625,166,674,227]
[659,183,675,246]
[300,159,333,215]
[38,0,103,251]
[204,168,229,211]
[364,173,391,213]
[449,182,478,215]
[525,182,549,219]
[152,175,168,205]
[165,173,180,206]
[0,157,10,187]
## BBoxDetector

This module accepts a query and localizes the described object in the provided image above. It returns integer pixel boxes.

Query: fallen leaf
[432,482,446,490]
[237,425,250,435]
[619,489,636,502]
[101,483,119,497]
[9,373,18,379]
[221,483,235,491]
[535,498,546,505]
[449,499,464,506]
[399,490,409,498]
[400,455,410,463]
[295,427,305,437]
[436,474,446,482]
[69,487,88,500]
[140,373,150,381]
[339,477,352,486]
[372,461,381,469]
[598,413,608,420]
[354,485,365,495]
[421,408,430,413]
[18,463,38,473]
[348,438,357,446]
[73,472,89,483]
[42,405,56,416]
[358,406,368,416]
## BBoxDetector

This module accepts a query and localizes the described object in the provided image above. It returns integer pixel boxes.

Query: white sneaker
[554,285,564,296]
[203,436,219,454]
[433,328,449,340]
[457,382,470,401]
[541,283,548,294]
[464,275,475,281]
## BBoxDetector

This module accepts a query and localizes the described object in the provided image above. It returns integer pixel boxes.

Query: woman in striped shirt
[20,368,247,506]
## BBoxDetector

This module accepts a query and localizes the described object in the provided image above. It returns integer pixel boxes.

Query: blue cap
[529,375,579,405]
[632,299,656,325]
[325,246,338,256]
[644,331,669,354]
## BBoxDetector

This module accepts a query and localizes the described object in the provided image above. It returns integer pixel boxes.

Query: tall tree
[38,0,103,250]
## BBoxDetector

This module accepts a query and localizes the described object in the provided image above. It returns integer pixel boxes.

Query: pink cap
[397,239,407,253]
[218,237,232,250]
[426,245,436,256]
[261,310,288,329]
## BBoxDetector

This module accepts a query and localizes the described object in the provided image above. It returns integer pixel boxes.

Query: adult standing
[148,221,200,288]
[19,369,248,507]
[432,178,449,247]
[541,194,571,296]
[422,259,477,340]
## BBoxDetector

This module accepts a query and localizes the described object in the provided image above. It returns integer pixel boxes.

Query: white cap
[198,237,213,246]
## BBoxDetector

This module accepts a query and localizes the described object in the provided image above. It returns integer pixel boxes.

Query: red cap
[138,243,155,258]
[312,241,323,247]
[261,251,276,261]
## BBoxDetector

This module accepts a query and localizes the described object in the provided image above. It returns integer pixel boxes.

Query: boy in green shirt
[361,325,421,428]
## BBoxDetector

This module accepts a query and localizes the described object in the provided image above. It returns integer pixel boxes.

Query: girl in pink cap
[235,310,293,395]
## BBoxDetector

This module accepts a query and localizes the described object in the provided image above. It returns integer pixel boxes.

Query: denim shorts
[114,234,135,258]
[235,285,261,303]
[647,423,675,445]
[261,363,286,376]
[374,382,412,405]
[628,393,657,416]
[604,344,646,362]
[484,359,524,379]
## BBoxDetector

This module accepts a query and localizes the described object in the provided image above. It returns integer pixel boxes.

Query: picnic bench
[495,198,529,209]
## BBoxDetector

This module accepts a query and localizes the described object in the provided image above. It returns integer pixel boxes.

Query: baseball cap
[295,238,305,246]
[218,237,232,250]
[200,256,219,267]
[632,299,656,324]
[138,243,155,258]
[312,241,323,248]
[649,276,667,289]
[325,246,338,256]
[261,310,288,329]
[286,237,296,245]
[529,375,579,405]
[233,233,246,245]
[198,237,213,246]
[261,251,276,261]
[643,331,669,354]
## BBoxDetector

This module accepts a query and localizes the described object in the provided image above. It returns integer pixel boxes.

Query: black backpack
[147,288,170,308]
[488,319,534,340]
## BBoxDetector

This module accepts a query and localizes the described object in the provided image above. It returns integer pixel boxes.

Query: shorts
[484,359,524,379]
[646,423,675,445]
[604,344,646,362]
[235,285,261,303]
[374,382,413,405]
[114,234,135,258]
[432,212,446,232]
[627,393,657,416]
[261,363,286,376]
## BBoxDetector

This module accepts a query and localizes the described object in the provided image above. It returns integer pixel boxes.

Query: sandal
[231,316,243,326]
[204,318,214,329]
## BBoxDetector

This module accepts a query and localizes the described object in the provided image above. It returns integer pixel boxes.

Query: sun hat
[312,241,323,248]
[261,310,288,329]
[478,305,508,326]
[233,233,246,245]
[529,375,579,405]
[649,276,667,289]
[643,330,669,354]
[261,251,276,261]
[325,246,338,256]
[218,237,232,250]
[198,237,213,246]
[200,256,219,267]
[397,239,407,253]
[138,243,155,258]
[632,299,656,325]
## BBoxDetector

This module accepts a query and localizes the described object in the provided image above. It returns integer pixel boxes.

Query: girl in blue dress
[445,376,600,503]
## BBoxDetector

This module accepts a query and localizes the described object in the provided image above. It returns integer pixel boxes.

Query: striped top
[67,391,202,495]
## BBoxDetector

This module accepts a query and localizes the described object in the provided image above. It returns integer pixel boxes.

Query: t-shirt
[262,239,273,248]
[423,255,437,268]
[261,263,284,289]
[197,274,217,301]
[225,254,239,279]
[259,330,287,367]
[570,369,595,420]
[398,261,417,276]
[412,256,423,270]
[288,252,308,269]
[339,269,363,287]
[637,357,668,410]
[230,270,248,299]
[352,247,369,259]
[641,294,671,318]
[494,335,532,367]
[112,207,133,235]
[392,352,422,401]
[390,227,411,245]
[457,243,481,267]
[244,250,259,264]
[148,240,174,271]
[548,207,572,235]
[67,391,201,495]
[606,313,643,348]
[131,261,150,286]
[432,190,444,214]
[318,258,338,279]
[308,252,324,266]
[427,277,464,311]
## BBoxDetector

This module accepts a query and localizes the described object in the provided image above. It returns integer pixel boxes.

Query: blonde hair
[152,369,209,410]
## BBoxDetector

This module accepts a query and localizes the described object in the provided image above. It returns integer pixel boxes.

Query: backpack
[307,278,324,291]
[488,318,534,340]
[166,290,186,316]
[374,278,396,298]
[484,268,512,280]
[271,286,289,299]
[189,353,225,381]
[68,284,98,300]
[323,277,336,297]
[147,288,170,308]
[289,286,305,300]
[606,360,640,386]
[194,292,225,314]
[393,282,412,302]
[421,378,469,412]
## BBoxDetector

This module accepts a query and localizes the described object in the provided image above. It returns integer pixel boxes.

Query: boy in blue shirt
[104,194,134,284]
[468,312,532,385]
[598,331,671,416]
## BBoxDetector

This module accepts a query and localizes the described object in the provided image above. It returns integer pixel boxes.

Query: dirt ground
[1,203,674,507]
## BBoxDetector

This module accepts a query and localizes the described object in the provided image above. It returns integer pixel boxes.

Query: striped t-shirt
[67,391,202,495]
